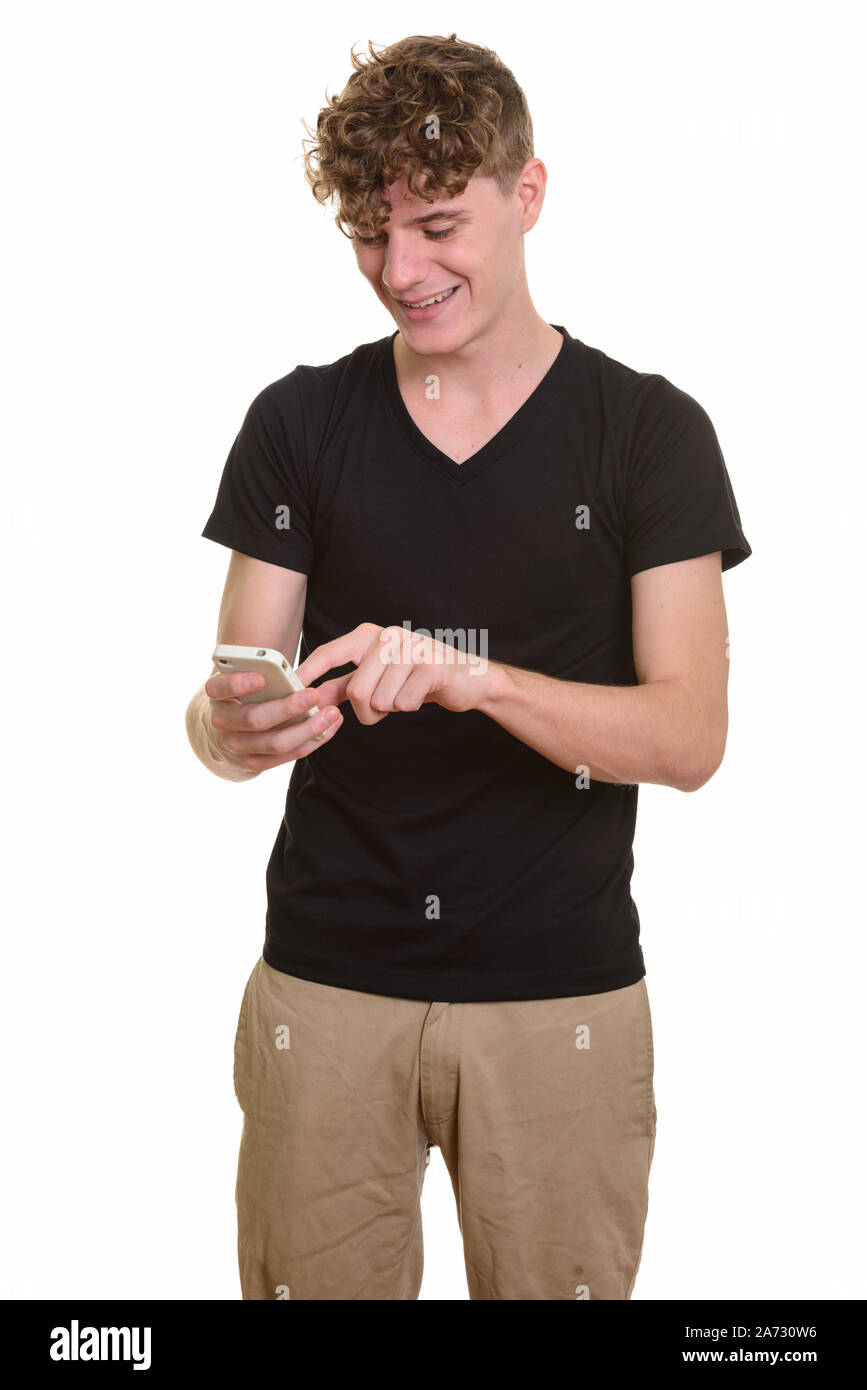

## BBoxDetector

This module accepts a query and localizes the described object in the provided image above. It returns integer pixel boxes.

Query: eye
[354,226,457,246]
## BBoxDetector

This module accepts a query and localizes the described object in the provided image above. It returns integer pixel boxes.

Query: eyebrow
[407,208,472,225]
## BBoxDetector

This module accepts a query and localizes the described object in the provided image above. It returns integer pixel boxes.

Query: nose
[381,234,434,300]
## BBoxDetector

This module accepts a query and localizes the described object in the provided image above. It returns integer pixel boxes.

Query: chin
[401,324,466,353]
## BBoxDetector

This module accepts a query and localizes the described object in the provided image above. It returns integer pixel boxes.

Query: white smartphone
[211,644,319,715]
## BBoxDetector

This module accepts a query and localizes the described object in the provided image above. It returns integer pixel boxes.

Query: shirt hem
[261,936,646,1003]
[201,515,312,573]
[628,529,751,576]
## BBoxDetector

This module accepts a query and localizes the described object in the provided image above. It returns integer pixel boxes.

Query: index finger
[295,623,382,687]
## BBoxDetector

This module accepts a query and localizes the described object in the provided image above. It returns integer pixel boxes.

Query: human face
[350,170,528,353]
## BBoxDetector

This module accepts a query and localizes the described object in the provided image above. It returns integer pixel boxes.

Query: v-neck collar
[379,323,574,485]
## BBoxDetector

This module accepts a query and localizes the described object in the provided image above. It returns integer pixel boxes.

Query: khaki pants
[233,956,656,1300]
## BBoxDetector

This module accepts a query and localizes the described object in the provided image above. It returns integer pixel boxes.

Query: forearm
[474,663,712,792]
[185,685,261,782]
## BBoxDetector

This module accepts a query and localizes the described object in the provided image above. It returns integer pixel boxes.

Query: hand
[295,622,487,727]
[204,669,343,772]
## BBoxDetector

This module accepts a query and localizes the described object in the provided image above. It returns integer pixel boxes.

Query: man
[186,33,752,1300]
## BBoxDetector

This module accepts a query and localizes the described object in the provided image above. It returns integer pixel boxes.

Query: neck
[394,301,563,402]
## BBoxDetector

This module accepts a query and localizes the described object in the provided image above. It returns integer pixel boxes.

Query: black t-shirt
[202,325,751,1002]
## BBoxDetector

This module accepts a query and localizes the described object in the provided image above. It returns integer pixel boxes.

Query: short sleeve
[621,376,752,577]
[201,372,314,573]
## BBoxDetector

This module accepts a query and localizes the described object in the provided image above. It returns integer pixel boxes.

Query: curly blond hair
[302,33,534,238]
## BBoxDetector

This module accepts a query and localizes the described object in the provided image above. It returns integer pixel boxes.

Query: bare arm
[186,552,341,780]
[474,553,730,792]
[296,554,730,794]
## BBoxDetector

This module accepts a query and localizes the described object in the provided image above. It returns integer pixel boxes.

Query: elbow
[677,733,727,794]
[678,766,714,794]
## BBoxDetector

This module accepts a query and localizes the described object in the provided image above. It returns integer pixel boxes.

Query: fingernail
[313,708,340,741]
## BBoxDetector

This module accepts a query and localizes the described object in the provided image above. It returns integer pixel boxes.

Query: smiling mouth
[398,285,460,309]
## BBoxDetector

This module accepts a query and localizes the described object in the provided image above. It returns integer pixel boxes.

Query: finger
[306,672,353,709]
[345,624,418,718]
[389,661,435,712]
[346,697,387,727]
[234,711,347,767]
[205,670,266,701]
[343,626,402,707]
[295,622,382,686]
[210,686,321,733]
[366,654,415,713]
[223,705,343,758]
[344,659,390,725]
[234,710,344,768]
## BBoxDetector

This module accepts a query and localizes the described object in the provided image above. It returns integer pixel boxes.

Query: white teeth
[402,286,457,309]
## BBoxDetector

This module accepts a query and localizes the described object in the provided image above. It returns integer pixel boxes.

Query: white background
[2,0,864,1300]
